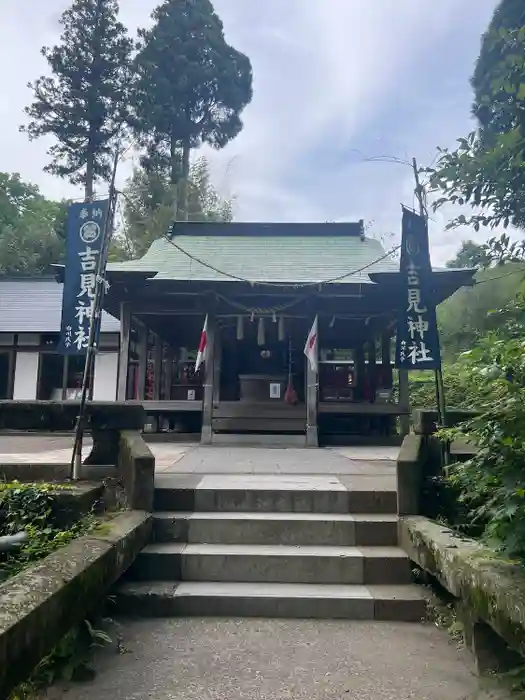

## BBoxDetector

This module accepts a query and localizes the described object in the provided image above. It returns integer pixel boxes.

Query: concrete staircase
[116,476,426,620]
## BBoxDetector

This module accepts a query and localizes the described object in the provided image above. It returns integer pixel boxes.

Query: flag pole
[70,148,120,480]
[411,158,448,443]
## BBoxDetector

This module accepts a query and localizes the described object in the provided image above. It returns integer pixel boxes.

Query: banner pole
[411,158,448,463]
[70,148,120,479]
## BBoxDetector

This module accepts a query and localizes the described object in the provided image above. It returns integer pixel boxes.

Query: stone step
[127,543,412,585]
[154,479,397,514]
[114,581,426,621]
[153,511,398,547]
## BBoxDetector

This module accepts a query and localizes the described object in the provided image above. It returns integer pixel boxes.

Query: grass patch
[0,481,98,581]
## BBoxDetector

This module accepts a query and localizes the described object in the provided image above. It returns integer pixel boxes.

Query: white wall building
[0,277,120,401]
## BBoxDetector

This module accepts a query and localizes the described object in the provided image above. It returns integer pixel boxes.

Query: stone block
[399,515,525,662]
[118,431,155,511]
[396,433,423,516]
[0,510,151,699]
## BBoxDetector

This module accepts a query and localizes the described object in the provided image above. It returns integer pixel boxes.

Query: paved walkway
[41,618,497,700]
[0,435,398,482]
[2,437,498,698]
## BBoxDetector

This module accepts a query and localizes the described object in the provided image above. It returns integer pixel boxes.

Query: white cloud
[0,0,502,265]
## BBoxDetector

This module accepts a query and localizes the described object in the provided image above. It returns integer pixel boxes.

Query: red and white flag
[304,315,318,372]
[195,315,208,372]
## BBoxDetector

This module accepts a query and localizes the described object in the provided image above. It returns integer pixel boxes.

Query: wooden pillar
[117,301,131,401]
[201,314,216,444]
[399,369,410,436]
[212,326,222,406]
[61,355,69,401]
[153,334,163,400]
[355,342,366,401]
[306,324,319,448]
[381,332,391,372]
[367,335,377,401]
[163,345,174,400]
[7,349,15,400]
[136,323,148,401]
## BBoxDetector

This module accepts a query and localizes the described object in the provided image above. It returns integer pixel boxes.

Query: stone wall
[400,516,525,673]
[0,510,152,698]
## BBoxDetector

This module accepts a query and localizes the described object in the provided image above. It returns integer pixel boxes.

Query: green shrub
[439,331,525,559]
[0,482,97,580]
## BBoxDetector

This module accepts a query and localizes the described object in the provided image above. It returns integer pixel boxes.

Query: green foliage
[132,0,252,216]
[0,173,67,276]
[0,481,97,580]
[1,482,108,698]
[21,0,133,200]
[471,0,525,136]
[437,321,525,559]
[437,263,525,359]
[445,240,487,269]
[409,355,492,411]
[120,155,233,258]
[9,618,112,699]
[427,0,525,232]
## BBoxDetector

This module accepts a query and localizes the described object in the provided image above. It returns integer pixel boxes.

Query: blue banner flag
[395,207,442,370]
[58,200,110,355]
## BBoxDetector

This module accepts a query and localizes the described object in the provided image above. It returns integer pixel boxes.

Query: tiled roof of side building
[107,222,399,284]
[0,277,120,333]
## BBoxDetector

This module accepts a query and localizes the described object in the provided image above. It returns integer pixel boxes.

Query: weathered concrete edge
[400,515,525,657]
[0,510,152,698]
[396,433,423,516]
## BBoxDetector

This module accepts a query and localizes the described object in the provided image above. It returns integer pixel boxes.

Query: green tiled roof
[108,224,398,285]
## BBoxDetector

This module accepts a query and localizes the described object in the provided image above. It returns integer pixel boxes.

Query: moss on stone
[0,511,151,698]
[400,516,525,657]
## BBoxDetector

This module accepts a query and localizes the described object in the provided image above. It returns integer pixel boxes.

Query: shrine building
[104,221,474,446]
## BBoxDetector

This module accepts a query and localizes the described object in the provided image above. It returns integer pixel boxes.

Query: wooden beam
[117,301,131,400]
[201,314,216,444]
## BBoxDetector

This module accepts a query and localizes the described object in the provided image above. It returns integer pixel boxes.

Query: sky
[0,0,501,265]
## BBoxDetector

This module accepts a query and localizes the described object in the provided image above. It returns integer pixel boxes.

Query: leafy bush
[0,482,109,699]
[439,329,525,559]
[409,358,490,411]
[0,482,97,580]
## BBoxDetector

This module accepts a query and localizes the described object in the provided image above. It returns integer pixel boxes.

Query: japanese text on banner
[395,207,441,370]
[58,201,109,355]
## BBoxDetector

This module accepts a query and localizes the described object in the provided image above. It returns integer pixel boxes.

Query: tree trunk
[85,149,94,203]
[177,137,191,222]
[170,131,179,217]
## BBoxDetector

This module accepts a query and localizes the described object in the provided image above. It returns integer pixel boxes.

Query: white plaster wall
[93,352,118,401]
[13,352,39,400]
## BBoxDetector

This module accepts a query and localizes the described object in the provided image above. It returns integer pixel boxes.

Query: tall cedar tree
[133,0,252,219]
[120,156,233,258]
[471,0,525,137]
[428,0,525,239]
[22,0,133,201]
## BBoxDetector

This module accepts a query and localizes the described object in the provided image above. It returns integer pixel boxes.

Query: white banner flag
[304,315,318,372]
[195,315,208,372]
